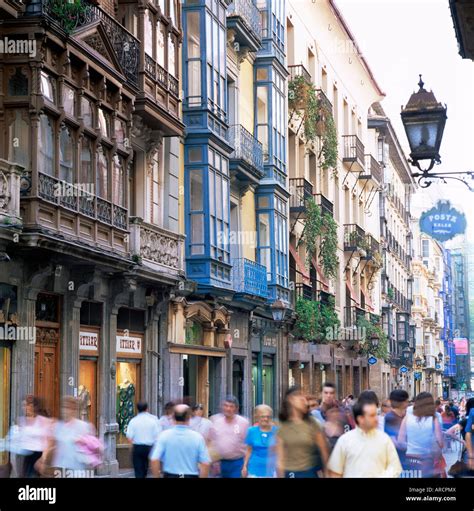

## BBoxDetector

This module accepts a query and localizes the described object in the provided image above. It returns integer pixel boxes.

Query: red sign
[454,338,469,355]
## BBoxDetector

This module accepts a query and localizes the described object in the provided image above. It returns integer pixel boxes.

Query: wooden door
[34,327,59,418]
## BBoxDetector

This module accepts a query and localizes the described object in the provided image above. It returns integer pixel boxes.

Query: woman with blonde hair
[241,404,277,478]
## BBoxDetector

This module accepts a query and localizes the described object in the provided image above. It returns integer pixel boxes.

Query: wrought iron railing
[41,0,140,87]
[344,306,366,328]
[36,172,128,230]
[343,224,366,251]
[227,0,263,42]
[144,55,179,98]
[295,282,315,302]
[363,154,382,183]
[317,89,333,113]
[314,193,333,217]
[288,64,312,84]
[289,177,313,210]
[232,258,268,299]
[228,125,263,175]
[342,135,365,166]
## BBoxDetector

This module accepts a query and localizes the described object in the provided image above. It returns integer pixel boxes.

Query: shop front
[251,326,278,412]
[115,330,144,468]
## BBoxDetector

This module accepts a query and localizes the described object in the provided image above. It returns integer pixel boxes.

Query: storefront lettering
[116,335,142,355]
[263,338,277,347]
[79,331,98,351]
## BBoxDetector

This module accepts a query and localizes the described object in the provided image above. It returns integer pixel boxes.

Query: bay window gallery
[3,64,132,227]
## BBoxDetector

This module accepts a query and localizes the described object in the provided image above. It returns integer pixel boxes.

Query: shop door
[34,328,59,418]
[262,356,274,410]
[232,359,244,414]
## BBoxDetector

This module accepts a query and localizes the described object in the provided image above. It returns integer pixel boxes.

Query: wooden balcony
[20,171,129,256]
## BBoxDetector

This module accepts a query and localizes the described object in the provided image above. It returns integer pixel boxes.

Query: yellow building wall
[179,141,185,235]
[238,59,254,133]
[241,189,256,262]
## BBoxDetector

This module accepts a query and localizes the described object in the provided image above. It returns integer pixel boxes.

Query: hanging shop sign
[399,365,408,374]
[453,338,469,356]
[419,201,466,242]
[368,356,377,365]
[414,372,422,381]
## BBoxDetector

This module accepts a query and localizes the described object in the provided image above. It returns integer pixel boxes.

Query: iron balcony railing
[343,224,366,252]
[344,306,366,328]
[295,282,315,302]
[232,258,268,299]
[288,64,312,84]
[227,0,263,42]
[144,54,179,98]
[385,184,410,224]
[289,177,313,211]
[314,193,334,217]
[362,154,382,184]
[317,89,333,113]
[41,0,140,87]
[228,124,264,175]
[342,135,365,167]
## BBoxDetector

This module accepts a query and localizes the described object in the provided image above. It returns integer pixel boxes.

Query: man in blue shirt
[150,404,211,478]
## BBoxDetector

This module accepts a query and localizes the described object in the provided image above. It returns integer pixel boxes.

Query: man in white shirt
[126,402,161,478]
[327,401,402,478]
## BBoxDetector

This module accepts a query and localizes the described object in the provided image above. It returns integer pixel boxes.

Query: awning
[346,277,359,305]
[362,289,374,312]
[312,257,329,291]
[289,244,310,283]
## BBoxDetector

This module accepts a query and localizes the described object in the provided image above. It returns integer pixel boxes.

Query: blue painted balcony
[228,125,264,184]
[232,258,268,301]
[227,0,263,53]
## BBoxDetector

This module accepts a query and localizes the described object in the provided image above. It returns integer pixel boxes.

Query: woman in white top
[190,404,212,441]
[398,392,444,478]
[17,395,52,477]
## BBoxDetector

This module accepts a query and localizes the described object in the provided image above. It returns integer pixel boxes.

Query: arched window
[59,125,74,183]
[38,114,54,176]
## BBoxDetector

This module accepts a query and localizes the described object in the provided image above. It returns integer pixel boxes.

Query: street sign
[400,366,408,374]
[419,201,466,242]
[414,372,422,381]
[368,356,377,365]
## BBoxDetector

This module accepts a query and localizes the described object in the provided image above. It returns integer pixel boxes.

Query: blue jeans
[285,467,319,478]
[220,458,244,478]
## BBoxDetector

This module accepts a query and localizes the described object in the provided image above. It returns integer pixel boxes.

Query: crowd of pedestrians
[3,387,474,478]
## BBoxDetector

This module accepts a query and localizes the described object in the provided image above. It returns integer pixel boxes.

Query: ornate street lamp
[401,75,447,171]
[401,76,474,190]
[270,299,288,325]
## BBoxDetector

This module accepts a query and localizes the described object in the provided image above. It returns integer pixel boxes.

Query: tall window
[59,125,74,183]
[113,155,125,207]
[8,110,29,169]
[208,148,229,264]
[80,138,93,186]
[145,9,154,56]
[38,114,54,176]
[189,168,204,255]
[96,146,108,199]
[422,239,429,258]
[149,153,162,224]
[156,21,166,66]
[168,34,177,77]
[256,84,268,161]
[205,10,226,118]
[186,11,201,106]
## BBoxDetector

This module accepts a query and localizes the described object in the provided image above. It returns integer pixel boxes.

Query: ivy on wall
[293,296,340,343]
[299,198,338,279]
[356,315,389,360]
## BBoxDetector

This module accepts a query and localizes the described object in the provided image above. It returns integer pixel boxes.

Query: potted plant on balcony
[293,297,340,344]
[49,0,92,34]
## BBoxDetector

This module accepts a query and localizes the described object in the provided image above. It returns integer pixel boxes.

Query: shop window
[117,308,145,332]
[8,67,28,96]
[0,284,17,324]
[116,360,139,444]
[0,345,11,466]
[80,301,102,327]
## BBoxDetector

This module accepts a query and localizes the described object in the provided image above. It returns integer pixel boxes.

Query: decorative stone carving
[140,225,179,269]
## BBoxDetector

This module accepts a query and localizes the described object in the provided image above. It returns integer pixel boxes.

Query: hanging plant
[321,113,338,174]
[319,212,338,279]
[48,0,92,34]
[298,198,338,280]
[293,297,340,343]
[356,315,389,360]
[288,75,310,112]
